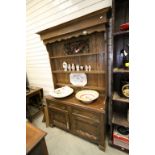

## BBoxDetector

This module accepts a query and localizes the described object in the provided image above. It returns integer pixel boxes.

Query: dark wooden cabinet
[46,95,107,150]
[37,8,110,151]
[109,0,129,152]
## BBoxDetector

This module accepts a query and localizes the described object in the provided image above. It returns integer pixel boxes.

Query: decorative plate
[50,86,74,98]
[122,84,129,98]
[70,73,87,86]
[75,90,99,103]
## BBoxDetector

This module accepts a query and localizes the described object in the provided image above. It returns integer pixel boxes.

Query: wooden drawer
[47,100,67,110]
[71,111,100,143]
[72,108,100,123]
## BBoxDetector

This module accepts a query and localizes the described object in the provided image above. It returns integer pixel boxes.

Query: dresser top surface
[46,93,106,113]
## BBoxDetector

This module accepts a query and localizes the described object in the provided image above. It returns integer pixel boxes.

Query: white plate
[75,90,99,103]
[50,86,74,98]
[70,73,87,86]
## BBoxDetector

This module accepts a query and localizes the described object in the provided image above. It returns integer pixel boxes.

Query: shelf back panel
[48,32,107,94]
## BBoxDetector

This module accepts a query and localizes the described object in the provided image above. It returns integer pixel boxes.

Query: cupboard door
[49,106,69,131]
[70,112,99,143]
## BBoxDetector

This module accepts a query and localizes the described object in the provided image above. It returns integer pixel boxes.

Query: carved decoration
[64,38,89,55]
[76,130,97,140]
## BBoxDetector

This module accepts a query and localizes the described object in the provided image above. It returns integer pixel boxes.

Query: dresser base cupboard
[45,95,107,151]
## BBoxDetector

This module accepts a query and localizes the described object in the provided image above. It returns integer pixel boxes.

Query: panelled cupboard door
[48,107,69,131]
[70,112,100,143]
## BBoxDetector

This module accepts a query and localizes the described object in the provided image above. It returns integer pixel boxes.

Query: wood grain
[26,122,47,154]
[38,7,110,151]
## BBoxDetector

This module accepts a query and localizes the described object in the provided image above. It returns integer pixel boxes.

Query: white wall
[26,0,112,95]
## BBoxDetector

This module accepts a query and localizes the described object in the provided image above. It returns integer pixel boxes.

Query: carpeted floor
[32,114,128,155]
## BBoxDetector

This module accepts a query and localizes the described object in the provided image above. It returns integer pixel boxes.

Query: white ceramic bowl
[50,86,74,98]
[75,90,99,103]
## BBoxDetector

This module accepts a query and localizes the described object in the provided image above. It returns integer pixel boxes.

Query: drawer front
[48,106,69,131]
[47,100,67,110]
[71,112,99,143]
[72,108,100,123]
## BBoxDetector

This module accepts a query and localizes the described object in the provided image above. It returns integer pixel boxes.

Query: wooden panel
[46,31,107,94]
[44,24,106,44]
[71,112,99,143]
[48,106,69,130]
[50,52,105,59]
[47,101,67,110]
[98,113,106,151]
[53,74,105,88]
[72,107,100,122]
[112,100,129,127]
[37,8,109,40]
[112,112,128,127]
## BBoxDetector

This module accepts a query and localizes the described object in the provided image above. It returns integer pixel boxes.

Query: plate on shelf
[122,84,129,98]
[70,73,87,86]
[50,86,74,98]
[75,90,99,103]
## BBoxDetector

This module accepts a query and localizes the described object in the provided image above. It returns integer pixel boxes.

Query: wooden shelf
[56,83,105,91]
[112,112,129,128]
[53,70,105,74]
[110,0,129,152]
[113,30,129,36]
[112,92,129,103]
[113,68,129,73]
[50,52,105,59]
